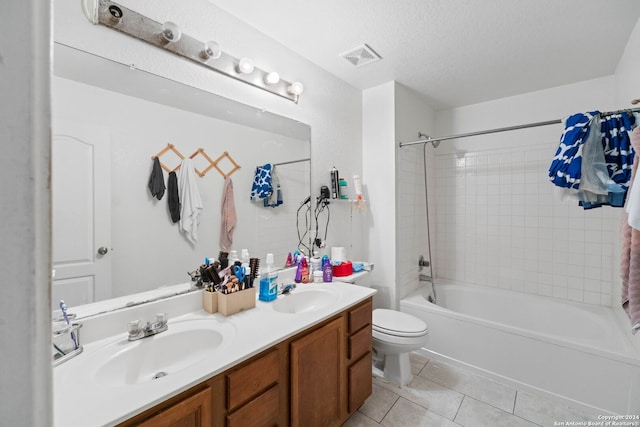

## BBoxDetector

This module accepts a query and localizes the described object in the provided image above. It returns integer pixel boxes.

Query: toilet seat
[372,309,428,338]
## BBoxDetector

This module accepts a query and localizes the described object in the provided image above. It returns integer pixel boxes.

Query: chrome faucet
[128,313,168,341]
[279,283,296,295]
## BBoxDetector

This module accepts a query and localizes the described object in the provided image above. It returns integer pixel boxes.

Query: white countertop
[53,281,376,427]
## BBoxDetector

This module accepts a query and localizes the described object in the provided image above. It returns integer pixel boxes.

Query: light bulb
[201,41,221,60]
[264,72,280,85]
[287,81,304,96]
[161,22,181,42]
[237,57,255,74]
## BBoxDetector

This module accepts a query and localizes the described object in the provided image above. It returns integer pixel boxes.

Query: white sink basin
[272,288,339,314]
[92,320,232,386]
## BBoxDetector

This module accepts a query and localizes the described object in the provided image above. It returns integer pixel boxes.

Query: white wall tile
[432,143,617,306]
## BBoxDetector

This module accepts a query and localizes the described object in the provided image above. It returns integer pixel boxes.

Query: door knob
[97,246,109,255]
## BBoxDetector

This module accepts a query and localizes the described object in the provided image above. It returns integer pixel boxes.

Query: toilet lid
[372,309,428,337]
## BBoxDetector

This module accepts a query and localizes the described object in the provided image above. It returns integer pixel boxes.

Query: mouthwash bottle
[259,253,278,302]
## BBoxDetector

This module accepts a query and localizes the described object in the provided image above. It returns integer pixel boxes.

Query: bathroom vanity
[53,282,375,427]
[119,297,372,427]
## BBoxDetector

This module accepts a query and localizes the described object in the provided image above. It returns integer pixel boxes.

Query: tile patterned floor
[344,353,597,427]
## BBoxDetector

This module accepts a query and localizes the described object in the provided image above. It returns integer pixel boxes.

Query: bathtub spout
[419,274,437,304]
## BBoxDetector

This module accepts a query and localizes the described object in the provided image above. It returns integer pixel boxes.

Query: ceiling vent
[340,44,382,68]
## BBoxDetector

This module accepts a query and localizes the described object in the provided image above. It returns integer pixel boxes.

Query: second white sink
[271,288,339,314]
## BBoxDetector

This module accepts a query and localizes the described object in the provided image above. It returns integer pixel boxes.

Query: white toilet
[345,270,429,387]
[371,308,429,387]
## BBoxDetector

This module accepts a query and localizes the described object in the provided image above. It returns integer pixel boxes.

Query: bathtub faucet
[419,274,437,304]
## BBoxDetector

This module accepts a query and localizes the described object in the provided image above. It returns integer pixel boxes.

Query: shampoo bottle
[301,257,310,284]
[322,256,333,282]
[259,253,278,302]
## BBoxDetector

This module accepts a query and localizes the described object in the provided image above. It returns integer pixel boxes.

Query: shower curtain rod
[398,106,640,148]
[273,157,310,166]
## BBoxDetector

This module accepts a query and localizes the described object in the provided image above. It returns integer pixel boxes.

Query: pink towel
[219,177,237,251]
[620,126,640,334]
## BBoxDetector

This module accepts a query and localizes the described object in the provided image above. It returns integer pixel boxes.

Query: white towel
[177,158,203,243]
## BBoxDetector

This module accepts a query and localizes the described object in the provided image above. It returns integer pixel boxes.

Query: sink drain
[152,371,168,380]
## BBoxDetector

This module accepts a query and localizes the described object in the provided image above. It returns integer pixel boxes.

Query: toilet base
[372,349,413,387]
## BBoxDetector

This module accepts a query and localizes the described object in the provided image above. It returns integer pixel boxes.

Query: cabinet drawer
[348,352,373,413]
[348,325,372,361]
[227,385,279,427]
[348,299,372,334]
[227,349,279,411]
[135,386,211,427]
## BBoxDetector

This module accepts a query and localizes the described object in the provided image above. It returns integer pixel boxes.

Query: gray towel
[168,171,180,223]
[148,157,166,200]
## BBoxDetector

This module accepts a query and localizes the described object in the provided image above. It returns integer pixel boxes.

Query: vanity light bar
[88,0,303,103]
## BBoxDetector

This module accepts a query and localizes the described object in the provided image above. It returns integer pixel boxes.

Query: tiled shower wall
[433,143,618,306]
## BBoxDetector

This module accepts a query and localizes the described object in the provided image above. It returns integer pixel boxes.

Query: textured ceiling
[209,0,640,109]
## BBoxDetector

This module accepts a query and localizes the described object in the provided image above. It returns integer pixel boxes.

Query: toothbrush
[59,300,78,350]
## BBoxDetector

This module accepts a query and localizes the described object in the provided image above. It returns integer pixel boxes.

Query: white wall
[0,2,52,425]
[363,82,396,308]
[53,0,364,260]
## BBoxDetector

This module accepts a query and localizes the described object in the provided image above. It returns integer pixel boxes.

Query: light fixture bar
[91,0,302,103]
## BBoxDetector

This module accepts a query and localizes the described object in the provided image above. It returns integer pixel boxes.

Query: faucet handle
[155,313,167,325]
[128,320,141,334]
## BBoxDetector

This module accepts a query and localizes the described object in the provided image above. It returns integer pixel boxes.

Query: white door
[52,120,111,310]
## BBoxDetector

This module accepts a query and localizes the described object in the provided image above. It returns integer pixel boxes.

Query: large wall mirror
[52,43,311,312]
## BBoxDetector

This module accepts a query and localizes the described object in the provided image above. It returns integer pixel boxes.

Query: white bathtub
[400,280,640,415]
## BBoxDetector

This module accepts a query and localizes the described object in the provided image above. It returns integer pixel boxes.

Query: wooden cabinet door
[290,317,344,427]
[348,352,373,412]
[136,387,212,427]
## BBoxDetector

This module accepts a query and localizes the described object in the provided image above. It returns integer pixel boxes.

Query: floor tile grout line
[452,394,466,423]
[379,393,401,424]
[356,410,383,426]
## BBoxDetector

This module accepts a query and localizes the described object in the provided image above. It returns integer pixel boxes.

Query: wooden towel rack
[152,144,240,178]
[152,143,184,173]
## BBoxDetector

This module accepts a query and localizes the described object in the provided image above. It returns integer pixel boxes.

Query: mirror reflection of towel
[220,177,236,251]
[177,159,203,243]
[250,163,272,200]
[167,171,180,223]
[148,157,166,200]
[264,166,283,208]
